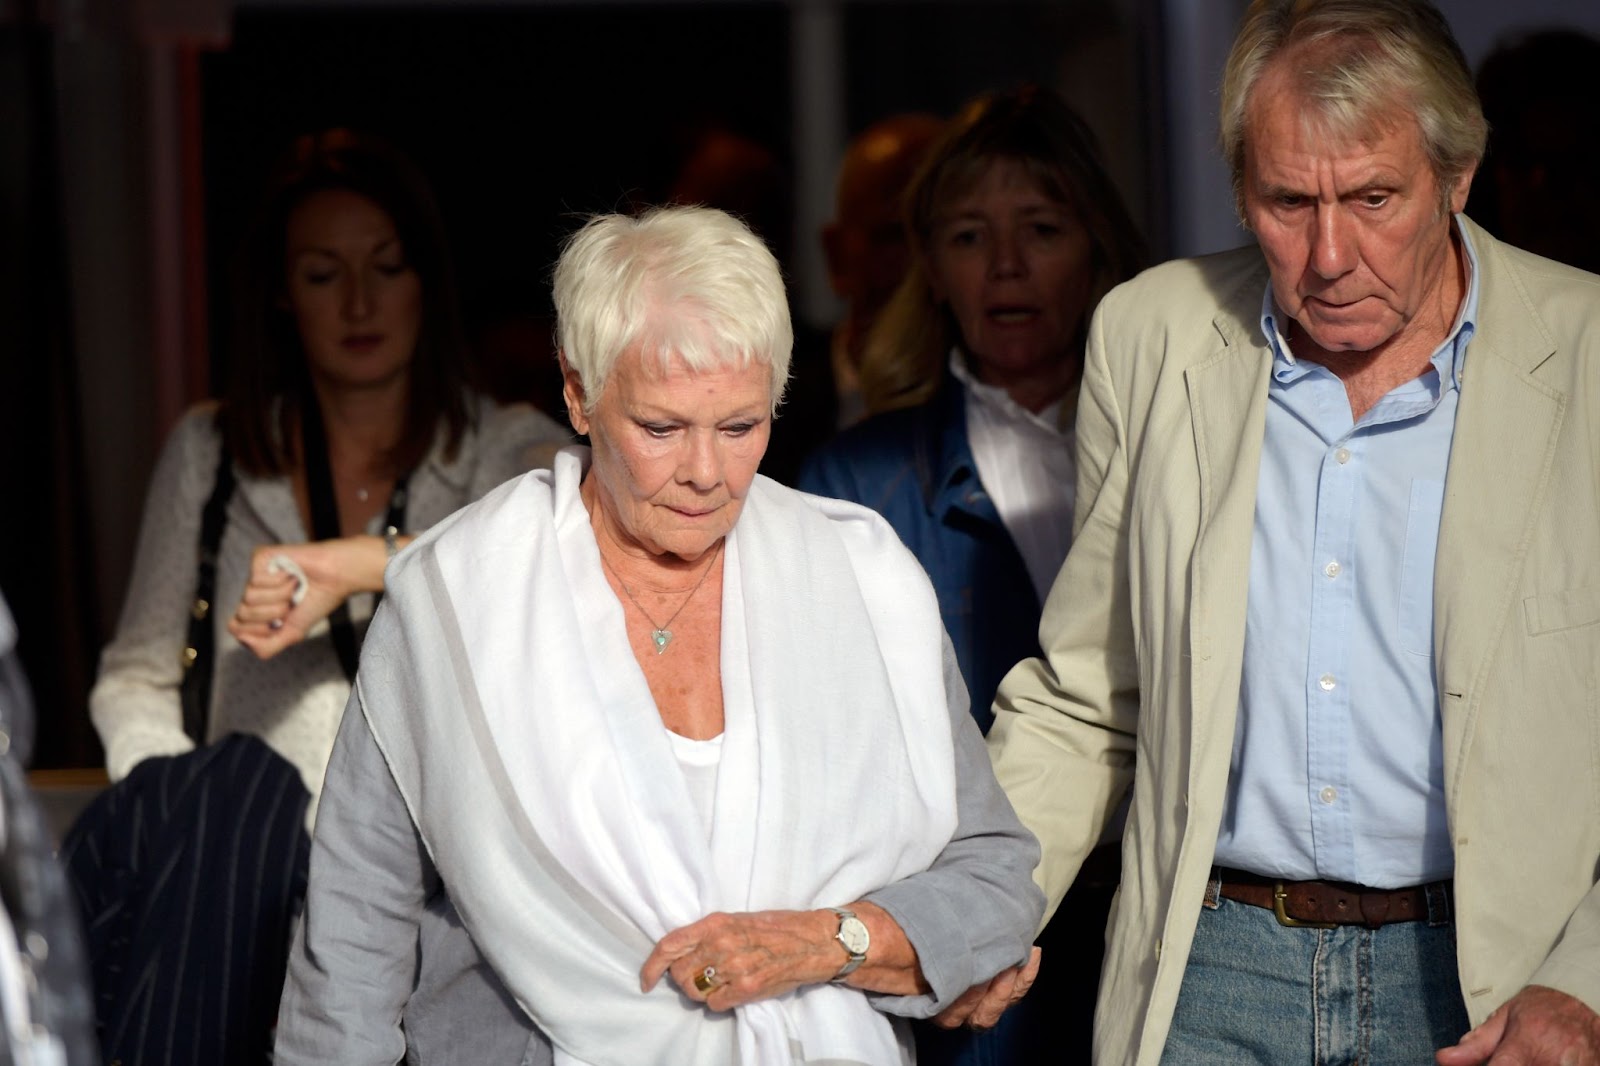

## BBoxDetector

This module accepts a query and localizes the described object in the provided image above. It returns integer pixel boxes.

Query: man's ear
[1448,162,1477,216]
[558,352,590,435]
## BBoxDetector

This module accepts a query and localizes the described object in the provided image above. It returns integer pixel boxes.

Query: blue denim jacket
[798,383,1041,731]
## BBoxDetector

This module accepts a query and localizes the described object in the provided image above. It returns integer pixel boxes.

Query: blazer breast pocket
[1523,585,1600,636]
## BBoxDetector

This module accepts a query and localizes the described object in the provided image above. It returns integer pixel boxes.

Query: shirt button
[1324,560,1341,578]
[1335,448,1352,464]
[1319,673,1337,691]
[1320,786,1338,805]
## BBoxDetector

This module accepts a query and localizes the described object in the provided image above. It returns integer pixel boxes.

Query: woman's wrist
[830,900,928,996]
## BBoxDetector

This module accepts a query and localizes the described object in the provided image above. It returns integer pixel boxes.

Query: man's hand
[1437,985,1600,1065]
[932,946,1042,1031]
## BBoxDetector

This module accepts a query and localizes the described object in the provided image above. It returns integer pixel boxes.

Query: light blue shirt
[1212,221,1481,889]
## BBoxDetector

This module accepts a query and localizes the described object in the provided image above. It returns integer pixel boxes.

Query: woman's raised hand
[228,538,380,660]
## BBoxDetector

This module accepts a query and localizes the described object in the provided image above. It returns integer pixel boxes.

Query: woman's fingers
[643,910,838,1009]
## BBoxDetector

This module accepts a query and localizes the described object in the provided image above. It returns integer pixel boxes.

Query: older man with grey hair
[987,0,1600,1063]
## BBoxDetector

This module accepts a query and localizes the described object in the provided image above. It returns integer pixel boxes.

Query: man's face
[1242,64,1473,357]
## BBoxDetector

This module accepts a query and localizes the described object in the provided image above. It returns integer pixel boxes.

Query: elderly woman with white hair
[275,206,1044,1065]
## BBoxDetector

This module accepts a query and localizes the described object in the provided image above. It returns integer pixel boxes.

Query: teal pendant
[651,629,672,654]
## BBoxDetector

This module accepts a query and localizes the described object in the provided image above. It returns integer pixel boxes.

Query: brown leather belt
[1212,866,1451,930]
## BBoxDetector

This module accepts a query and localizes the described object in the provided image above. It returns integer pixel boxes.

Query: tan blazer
[988,217,1600,1065]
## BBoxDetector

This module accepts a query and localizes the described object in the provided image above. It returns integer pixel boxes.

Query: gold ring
[693,965,717,994]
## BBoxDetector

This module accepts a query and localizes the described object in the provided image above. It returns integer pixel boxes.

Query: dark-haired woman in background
[74,129,566,1064]
[91,129,565,808]
[799,86,1146,1065]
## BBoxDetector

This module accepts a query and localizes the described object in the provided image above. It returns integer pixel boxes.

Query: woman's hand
[931,946,1042,1031]
[640,901,927,1011]
[228,536,398,660]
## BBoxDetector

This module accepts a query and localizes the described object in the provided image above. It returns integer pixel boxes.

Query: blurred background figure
[822,112,945,429]
[1467,28,1600,274]
[65,129,566,1065]
[0,592,98,1066]
[800,84,1146,1066]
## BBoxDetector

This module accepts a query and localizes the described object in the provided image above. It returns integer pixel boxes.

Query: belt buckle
[1273,882,1337,929]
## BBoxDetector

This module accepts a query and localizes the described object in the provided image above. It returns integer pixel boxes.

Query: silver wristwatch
[829,907,869,981]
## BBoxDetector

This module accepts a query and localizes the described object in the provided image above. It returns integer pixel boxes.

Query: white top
[89,394,567,817]
[664,728,723,838]
[948,352,1077,603]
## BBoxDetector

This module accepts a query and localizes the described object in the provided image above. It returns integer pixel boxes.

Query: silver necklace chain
[600,540,723,654]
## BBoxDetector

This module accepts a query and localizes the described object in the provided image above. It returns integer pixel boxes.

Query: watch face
[839,916,870,956]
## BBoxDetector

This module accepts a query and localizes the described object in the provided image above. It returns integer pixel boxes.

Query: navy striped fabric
[61,734,309,1066]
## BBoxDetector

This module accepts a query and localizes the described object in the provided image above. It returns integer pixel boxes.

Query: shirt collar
[947,350,1066,435]
[1258,213,1481,391]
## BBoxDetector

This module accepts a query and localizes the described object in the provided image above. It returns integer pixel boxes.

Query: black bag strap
[299,398,409,682]
[180,433,236,745]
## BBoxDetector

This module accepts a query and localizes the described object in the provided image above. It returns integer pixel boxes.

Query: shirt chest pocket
[1398,479,1445,656]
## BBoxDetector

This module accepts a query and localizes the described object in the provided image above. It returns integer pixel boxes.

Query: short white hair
[552,206,793,414]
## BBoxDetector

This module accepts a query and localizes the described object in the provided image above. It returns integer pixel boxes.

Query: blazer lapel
[1184,295,1274,795]
[1433,225,1564,793]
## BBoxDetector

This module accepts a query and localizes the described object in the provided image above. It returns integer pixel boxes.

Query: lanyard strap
[299,398,410,682]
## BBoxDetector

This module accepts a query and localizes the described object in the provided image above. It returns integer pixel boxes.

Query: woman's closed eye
[944,226,983,249]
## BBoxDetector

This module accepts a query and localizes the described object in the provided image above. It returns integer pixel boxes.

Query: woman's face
[284,188,422,392]
[566,347,772,563]
[925,158,1094,406]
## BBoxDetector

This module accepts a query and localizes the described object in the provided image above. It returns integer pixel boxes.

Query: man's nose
[1310,205,1357,279]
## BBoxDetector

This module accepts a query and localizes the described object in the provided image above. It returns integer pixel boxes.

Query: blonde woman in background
[799,85,1146,1066]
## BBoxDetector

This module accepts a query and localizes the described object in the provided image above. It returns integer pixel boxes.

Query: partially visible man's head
[1220,0,1485,220]
[822,114,944,327]
[1222,0,1485,358]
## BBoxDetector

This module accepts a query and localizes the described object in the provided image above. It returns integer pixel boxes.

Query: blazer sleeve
[985,296,1140,923]
[1530,885,1600,1012]
[861,633,1045,1017]
[276,686,438,1065]
[89,409,219,780]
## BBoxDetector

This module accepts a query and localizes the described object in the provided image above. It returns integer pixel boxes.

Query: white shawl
[358,448,958,1066]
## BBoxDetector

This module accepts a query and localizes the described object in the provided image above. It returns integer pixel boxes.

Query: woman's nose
[342,276,372,320]
[988,230,1025,279]
[679,430,722,489]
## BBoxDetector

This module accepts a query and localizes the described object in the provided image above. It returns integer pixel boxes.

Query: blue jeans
[1162,893,1471,1065]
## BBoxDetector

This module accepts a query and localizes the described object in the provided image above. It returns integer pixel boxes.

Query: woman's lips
[986,306,1040,325]
[341,333,385,352]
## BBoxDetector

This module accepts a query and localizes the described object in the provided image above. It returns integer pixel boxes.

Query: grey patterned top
[89,395,567,814]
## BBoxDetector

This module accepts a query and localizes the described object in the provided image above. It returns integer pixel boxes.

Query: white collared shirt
[948,351,1077,604]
